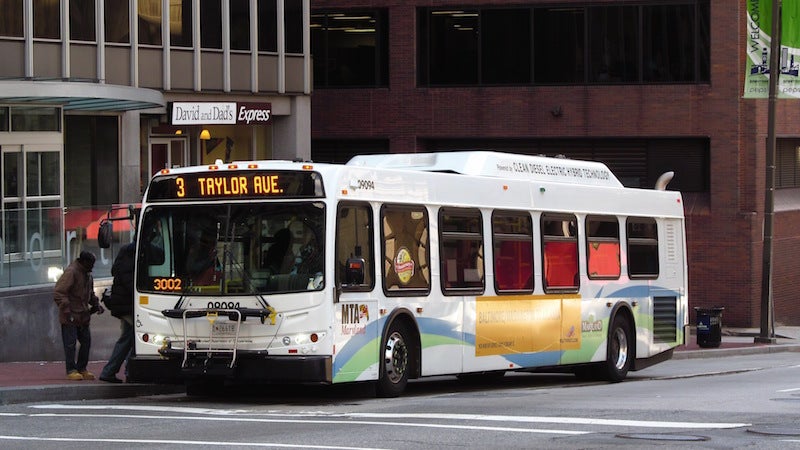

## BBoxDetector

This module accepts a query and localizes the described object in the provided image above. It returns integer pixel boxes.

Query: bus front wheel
[601,315,632,382]
[377,321,412,397]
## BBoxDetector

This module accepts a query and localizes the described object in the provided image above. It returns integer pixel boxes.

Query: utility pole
[757,0,781,344]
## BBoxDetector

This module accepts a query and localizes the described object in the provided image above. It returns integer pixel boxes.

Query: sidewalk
[1,327,798,405]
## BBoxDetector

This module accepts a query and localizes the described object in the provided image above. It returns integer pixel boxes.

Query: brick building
[309,1,800,326]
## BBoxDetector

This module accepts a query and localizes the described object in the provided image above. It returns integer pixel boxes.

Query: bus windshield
[136,201,325,295]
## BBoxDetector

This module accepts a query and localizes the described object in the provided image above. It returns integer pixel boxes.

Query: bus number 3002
[153,278,182,291]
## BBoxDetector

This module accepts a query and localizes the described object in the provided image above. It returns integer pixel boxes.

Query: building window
[170,0,192,47]
[138,0,162,45]
[0,107,8,131]
[311,9,389,88]
[201,0,222,49]
[0,0,23,37]
[421,9,478,85]
[285,0,303,53]
[418,1,710,86]
[777,139,800,188]
[439,208,484,294]
[230,0,251,51]
[34,0,60,39]
[1,145,62,274]
[483,9,531,85]
[257,0,277,52]
[643,4,696,82]
[492,211,533,293]
[10,107,61,132]
[534,7,585,83]
[381,204,431,296]
[70,0,96,41]
[589,6,638,83]
[105,0,130,43]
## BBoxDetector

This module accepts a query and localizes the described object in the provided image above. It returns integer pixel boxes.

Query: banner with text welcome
[745,0,800,99]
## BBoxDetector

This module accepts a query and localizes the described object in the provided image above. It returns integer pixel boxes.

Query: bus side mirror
[345,257,365,285]
[98,220,113,249]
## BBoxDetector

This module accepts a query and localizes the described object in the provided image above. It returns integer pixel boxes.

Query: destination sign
[146,170,324,201]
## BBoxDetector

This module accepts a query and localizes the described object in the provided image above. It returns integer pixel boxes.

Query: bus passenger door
[332,202,380,383]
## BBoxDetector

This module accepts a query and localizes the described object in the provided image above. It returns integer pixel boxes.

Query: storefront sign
[170,102,272,125]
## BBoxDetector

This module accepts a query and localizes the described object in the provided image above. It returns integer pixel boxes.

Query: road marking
[342,412,749,429]
[29,412,589,435]
[777,387,800,393]
[0,435,384,449]
[29,404,749,431]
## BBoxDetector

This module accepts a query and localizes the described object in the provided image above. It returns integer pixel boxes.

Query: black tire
[601,314,632,382]
[376,321,413,398]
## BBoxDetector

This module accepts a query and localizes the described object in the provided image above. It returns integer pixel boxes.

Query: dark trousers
[61,323,91,373]
[100,316,133,379]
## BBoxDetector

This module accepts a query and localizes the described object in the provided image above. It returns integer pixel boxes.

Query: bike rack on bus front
[159,307,276,373]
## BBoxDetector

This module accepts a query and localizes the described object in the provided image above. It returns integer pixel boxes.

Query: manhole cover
[747,426,800,437]
[617,433,709,442]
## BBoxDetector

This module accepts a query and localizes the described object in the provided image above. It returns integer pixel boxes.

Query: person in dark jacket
[99,242,136,383]
[54,251,104,381]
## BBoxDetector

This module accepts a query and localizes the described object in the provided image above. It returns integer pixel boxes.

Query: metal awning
[0,80,165,112]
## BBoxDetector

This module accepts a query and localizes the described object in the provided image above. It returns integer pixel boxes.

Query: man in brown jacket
[54,251,104,380]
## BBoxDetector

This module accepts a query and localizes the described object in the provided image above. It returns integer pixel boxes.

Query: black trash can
[695,307,724,348]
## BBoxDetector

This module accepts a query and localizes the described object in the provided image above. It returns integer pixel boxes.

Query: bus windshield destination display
[146,170,324,201]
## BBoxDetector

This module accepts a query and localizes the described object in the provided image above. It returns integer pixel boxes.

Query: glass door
[149,137,188,176]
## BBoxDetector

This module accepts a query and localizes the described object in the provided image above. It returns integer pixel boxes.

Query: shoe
[79,370,96,380]
[66,370,83,381]
[99,375,123,384]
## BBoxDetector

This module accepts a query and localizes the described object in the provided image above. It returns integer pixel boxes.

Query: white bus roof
[346,151,623,188]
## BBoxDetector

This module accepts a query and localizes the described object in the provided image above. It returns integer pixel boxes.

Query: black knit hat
[78,251,96,266]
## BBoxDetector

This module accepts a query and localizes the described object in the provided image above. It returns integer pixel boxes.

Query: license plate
[212,322,237,336]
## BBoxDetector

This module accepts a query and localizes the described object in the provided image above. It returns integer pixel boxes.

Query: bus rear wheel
[601,315,632,382]
[377,321,412,397]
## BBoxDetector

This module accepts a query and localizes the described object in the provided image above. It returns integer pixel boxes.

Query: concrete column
[120,111,142,202]
[272,96,310,161]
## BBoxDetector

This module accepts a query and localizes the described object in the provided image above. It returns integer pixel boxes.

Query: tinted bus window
[541,214,578,292]
[492,211,533,293]
[440,208,484,294]
[627,217,659,278]
[336,202,374,291]
[586,215,621,279]
[381,205,430,295]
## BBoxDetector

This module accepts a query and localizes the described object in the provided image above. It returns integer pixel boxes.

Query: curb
[672,343,800,360]
[0,383,184,406]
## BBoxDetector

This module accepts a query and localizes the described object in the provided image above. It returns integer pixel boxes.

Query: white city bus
[124,151,688,396]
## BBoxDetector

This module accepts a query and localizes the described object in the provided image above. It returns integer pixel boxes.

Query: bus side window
[627,217,659,278]
[492,211,533,293]
[336,202,374,291]
[439,208,484,294]
[586,215,621,279]
[541,214,579,292]
[381,204,431,295]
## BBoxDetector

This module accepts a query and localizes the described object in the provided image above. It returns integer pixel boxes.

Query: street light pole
[757,0,781,344]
